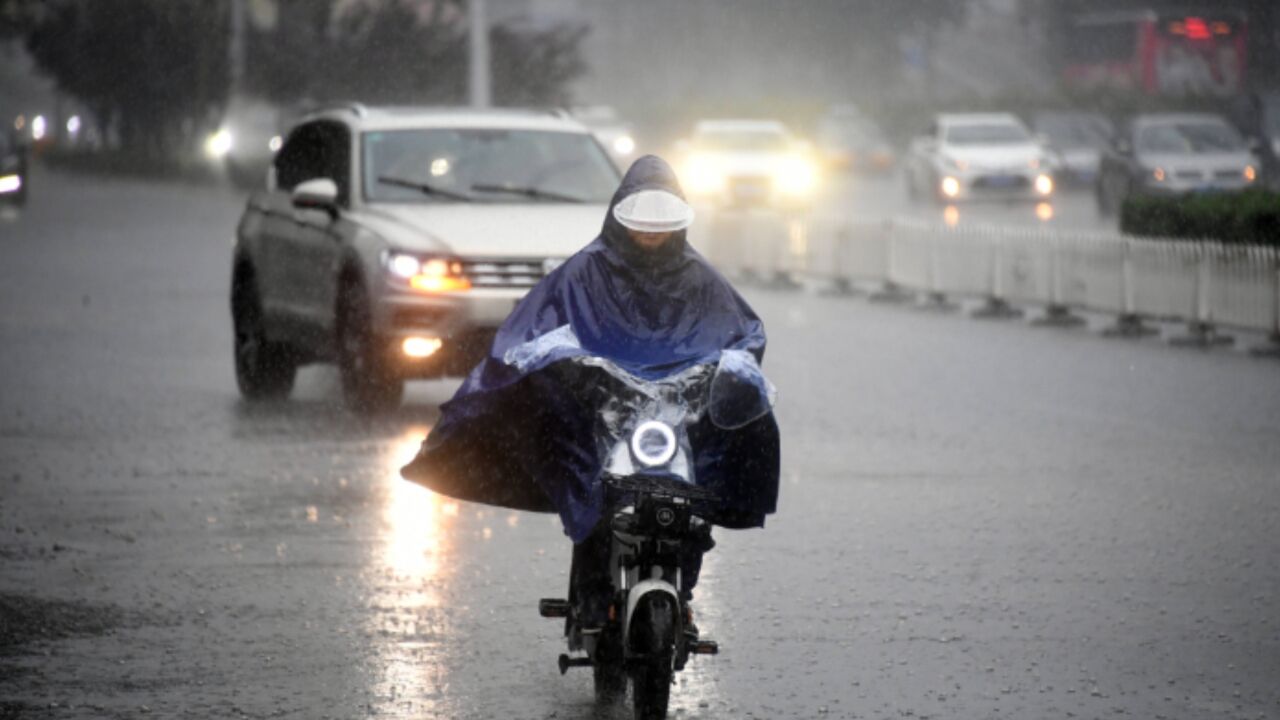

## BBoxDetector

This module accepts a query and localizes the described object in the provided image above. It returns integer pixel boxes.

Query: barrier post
[972,229,1023,319]
[822,223,858,296]
[1102,237,1158,338]
[919,224,957,311]
[1032,230,1085,327]
[1170,242,1233,347]
[773,213,804,290]
[868,219,912,303]
[1249,246,1280,357]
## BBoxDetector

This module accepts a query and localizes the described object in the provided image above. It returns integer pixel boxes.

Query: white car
[230,104,620,411]
[907,113,1056,203]
[676,119,819,208]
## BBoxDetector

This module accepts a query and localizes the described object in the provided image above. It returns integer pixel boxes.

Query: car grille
[459,259,552,288]
[1174,170,1203,181]
[729,176,772,203]
[1214,169,1242,180]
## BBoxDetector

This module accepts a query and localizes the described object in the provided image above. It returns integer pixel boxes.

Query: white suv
[230,105,619,411]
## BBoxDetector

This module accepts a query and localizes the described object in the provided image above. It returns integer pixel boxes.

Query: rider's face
[629,229,674,251]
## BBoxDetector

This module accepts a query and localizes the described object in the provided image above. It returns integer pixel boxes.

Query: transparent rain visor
[503,327,777,477]
[708,349,778,430]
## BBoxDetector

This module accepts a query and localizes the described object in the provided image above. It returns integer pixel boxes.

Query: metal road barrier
[797,216,1280,350]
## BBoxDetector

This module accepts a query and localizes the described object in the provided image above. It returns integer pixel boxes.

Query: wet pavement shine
[1,168,1278,718]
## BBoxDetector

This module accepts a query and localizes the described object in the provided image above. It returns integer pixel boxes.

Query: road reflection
[668,545,726,716]
[370,425,457,716]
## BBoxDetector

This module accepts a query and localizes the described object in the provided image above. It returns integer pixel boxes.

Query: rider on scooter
[403,154,780,630]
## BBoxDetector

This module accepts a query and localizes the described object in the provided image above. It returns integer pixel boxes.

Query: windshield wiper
[377,175,474,202]
[470,183,586,203]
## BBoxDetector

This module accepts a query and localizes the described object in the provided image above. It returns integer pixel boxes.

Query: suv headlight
[384,252,471,292]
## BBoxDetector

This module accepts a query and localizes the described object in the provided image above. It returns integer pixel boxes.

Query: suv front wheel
[232,273,297,401]
[337,281,404,413]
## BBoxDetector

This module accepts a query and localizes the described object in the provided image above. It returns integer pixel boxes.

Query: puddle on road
[368,426,456,716]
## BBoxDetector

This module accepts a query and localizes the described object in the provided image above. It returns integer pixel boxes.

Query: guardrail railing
[762,213,1280,354]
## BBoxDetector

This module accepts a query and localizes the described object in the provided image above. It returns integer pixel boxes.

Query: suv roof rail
[338,102,368,118]
[307,102,368,119]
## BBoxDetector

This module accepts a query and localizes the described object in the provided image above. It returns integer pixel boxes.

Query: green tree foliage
[491,22,587,107]
[246,0,586,107]
[21,0,588,158]
[1121,190,1280,247]
[25,0,229,158]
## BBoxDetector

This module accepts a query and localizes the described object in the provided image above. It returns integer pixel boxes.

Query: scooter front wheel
[630,595,675,720]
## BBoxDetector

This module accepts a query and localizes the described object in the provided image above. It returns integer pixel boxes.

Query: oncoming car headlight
[774,155,817,196]
[682,153,726,195]
[612,134,636,156]
[631,420,677,467]
[204,128,233,159]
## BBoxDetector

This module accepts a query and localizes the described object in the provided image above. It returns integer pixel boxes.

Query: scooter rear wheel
[593,634,626,704]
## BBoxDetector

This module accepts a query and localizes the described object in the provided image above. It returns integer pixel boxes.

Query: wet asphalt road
[1,167,1278,719]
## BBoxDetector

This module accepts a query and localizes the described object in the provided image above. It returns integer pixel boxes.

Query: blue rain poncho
[401,156,780,542]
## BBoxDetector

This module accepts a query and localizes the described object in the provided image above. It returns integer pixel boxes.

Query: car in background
[816,107,895,173]
[205,95,294,188]
[906,113,1056,204]
[569,105,638,169]
[1227,90,1280,189]
[675,119,819,208]
[231,105,619,411]
[0,130,28,207]
[1095,112,1261,215]
[1033,111,1113,187]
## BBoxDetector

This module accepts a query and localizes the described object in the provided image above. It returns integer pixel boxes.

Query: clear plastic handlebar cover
[501,326,777,477]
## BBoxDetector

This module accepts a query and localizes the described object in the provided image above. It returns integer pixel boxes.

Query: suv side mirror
[292,178,339,218]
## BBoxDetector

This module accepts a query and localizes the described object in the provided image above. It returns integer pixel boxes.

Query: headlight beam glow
[631,420,677,467]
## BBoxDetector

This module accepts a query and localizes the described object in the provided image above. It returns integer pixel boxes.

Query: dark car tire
[232,275,297,401]
[337,281,403,414]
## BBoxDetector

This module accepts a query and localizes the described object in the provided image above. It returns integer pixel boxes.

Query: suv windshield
[694,130,790,152]
[1137,121,1245,154]
[363,128,619,203]
[945,123,1031,145]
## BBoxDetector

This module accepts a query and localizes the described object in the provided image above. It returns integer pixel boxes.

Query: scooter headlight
[630,420,676,467]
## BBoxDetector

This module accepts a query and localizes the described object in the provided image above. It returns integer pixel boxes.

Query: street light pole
[469,0,491,108]
[229,0,246,97]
